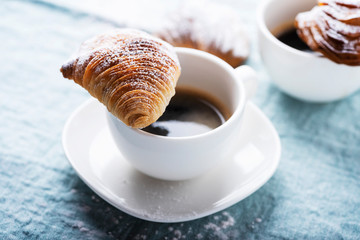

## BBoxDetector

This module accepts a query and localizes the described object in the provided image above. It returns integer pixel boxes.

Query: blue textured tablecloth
[1,0,359,239]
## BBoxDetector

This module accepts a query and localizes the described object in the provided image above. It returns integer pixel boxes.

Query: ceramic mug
[257,0,360,102]
[107,47,257,181]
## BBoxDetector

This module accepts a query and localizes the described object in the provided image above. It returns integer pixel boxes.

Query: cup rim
[115,47,246,140]
[257,0,317,59]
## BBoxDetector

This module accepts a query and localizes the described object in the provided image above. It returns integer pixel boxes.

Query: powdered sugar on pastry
[60,28,181,128]
[154,1,250,68]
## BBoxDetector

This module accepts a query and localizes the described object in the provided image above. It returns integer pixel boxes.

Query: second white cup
[257,0,360,102]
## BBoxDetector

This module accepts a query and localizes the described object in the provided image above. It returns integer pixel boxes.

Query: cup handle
[234,65,258,100]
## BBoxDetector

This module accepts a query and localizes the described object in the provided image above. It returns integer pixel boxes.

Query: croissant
[60,29,181,128]
[295,0,360,66]
[154,1,250,68]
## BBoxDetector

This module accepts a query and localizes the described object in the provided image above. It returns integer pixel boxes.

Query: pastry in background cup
[257,0,360,102]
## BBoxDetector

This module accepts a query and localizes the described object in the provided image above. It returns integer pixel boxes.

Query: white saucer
[62,99,281,223]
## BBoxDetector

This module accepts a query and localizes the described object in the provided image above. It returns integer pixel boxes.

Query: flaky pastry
[154,2,250,68]
[61,29,181,128]
[295,0,360,66]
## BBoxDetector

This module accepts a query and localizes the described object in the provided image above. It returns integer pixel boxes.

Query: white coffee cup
[257,0,360,102]
[107,48,257,181]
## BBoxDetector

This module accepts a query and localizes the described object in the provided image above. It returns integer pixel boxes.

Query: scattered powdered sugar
[72,221,89,233]
[220,211,235,229]
[247,217,263,230]
[91,195,100,203]
[204,222,222,232]
[174,229,184,239]
[155,0,250,60]
[79,227,89,233]
[195,233,203,239]
[201,211,237,240]
[134,234,148,240]
[205,211,235,231]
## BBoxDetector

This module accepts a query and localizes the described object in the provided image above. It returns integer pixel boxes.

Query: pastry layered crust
[61,29,181,128]
[154,2,250,68]
[295,0,360,66]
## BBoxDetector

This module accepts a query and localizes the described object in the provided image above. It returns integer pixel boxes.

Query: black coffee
[142,88,230,137]
[276,27,312,52]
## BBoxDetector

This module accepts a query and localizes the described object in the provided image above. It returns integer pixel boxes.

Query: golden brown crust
[60,28,181,128]
[153,2,250,68]
[295,0,360,66]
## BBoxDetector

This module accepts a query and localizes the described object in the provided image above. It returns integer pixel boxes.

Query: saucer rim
[62,98,281,223]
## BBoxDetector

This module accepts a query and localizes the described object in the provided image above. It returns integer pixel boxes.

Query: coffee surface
[142,88,229,137]
[277,27,312,52]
